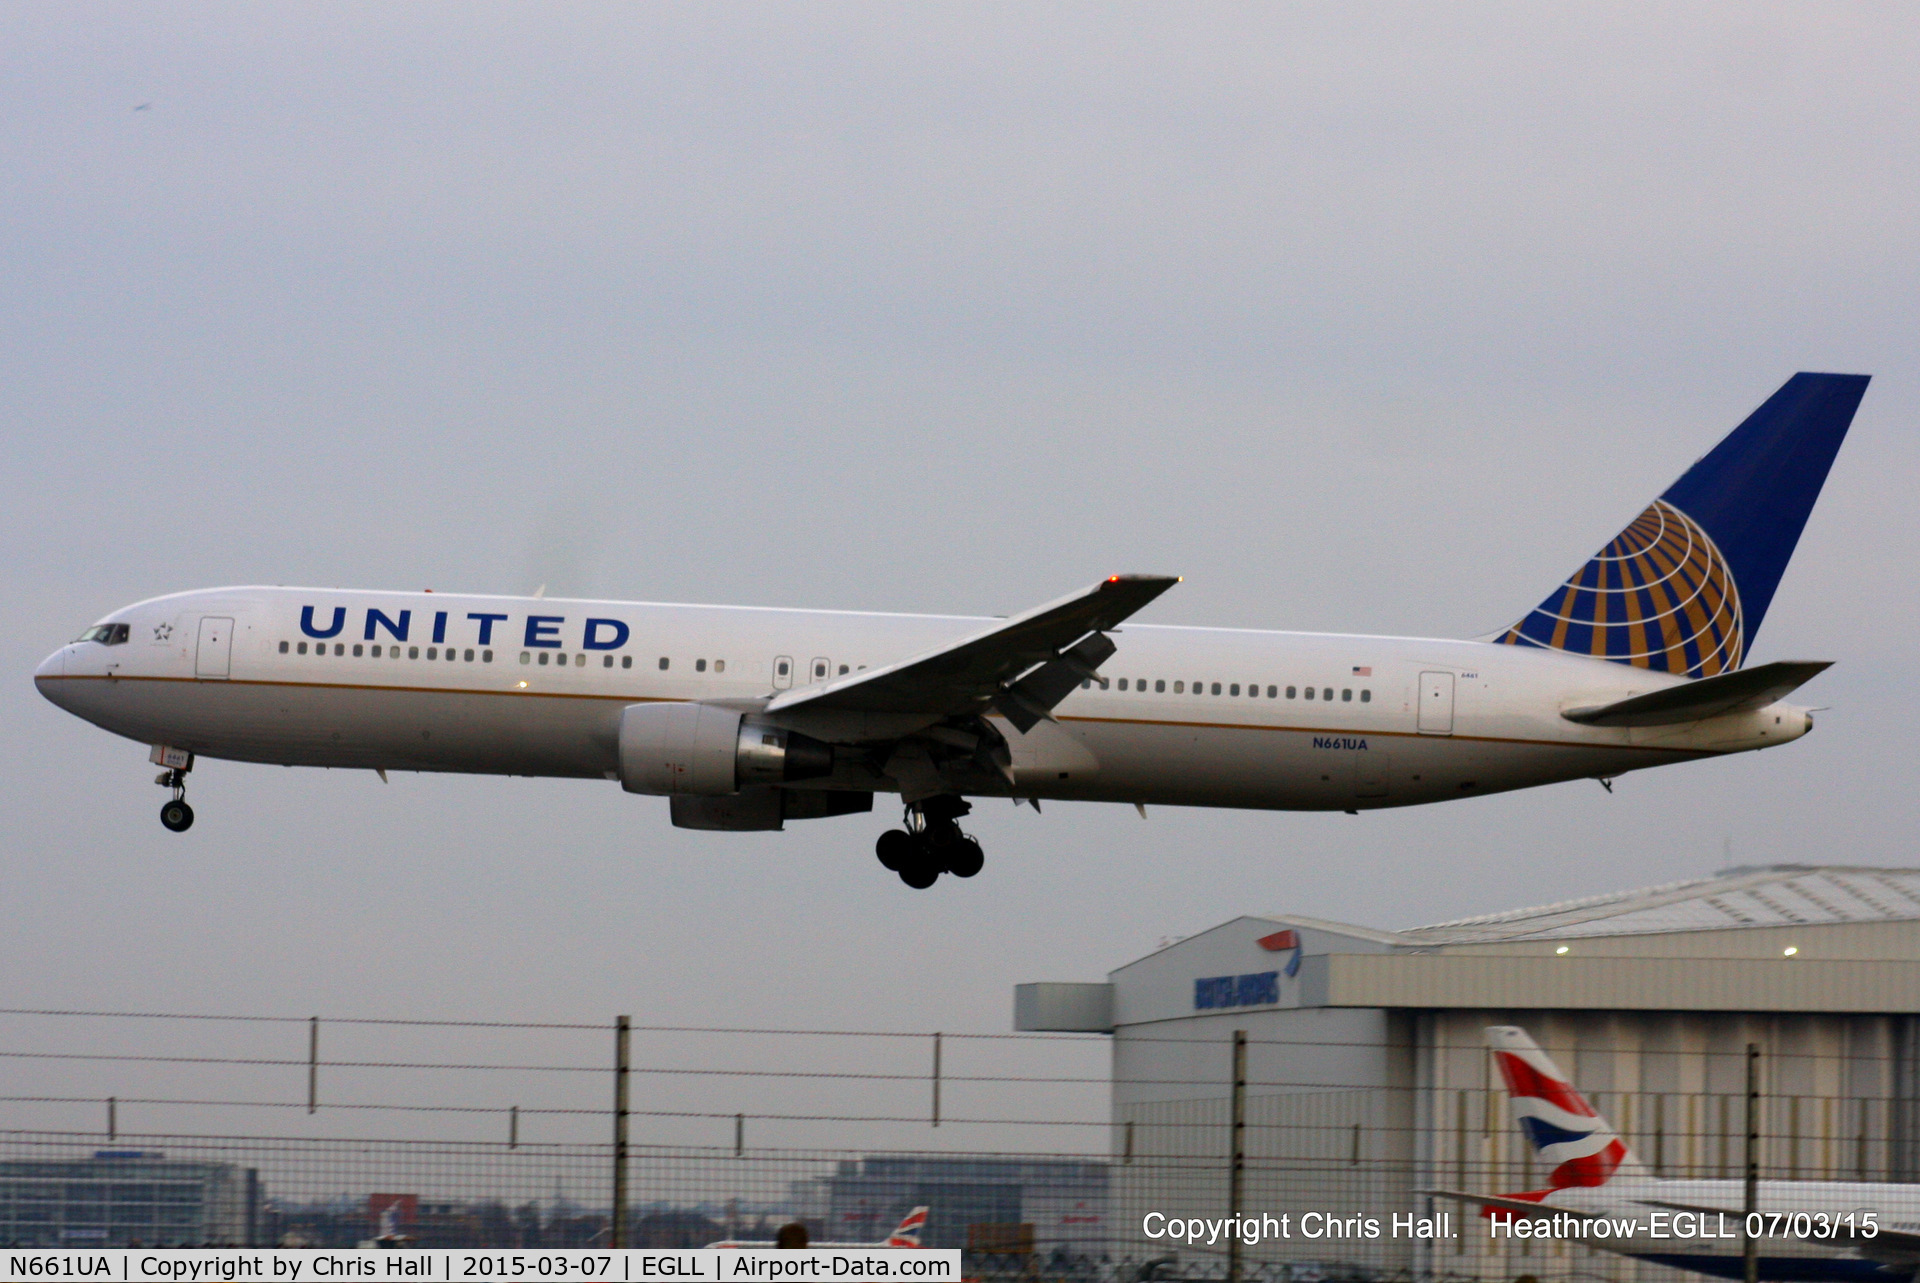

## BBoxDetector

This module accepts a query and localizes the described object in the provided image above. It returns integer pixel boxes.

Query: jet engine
[617,703,835,796]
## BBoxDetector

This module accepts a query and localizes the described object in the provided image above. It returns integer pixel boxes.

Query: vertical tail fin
[885,1206,929,1247]
[1497,373,1869,676]
[1486,1026,1645,1188]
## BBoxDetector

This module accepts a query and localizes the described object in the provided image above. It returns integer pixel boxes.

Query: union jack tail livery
[1487,1026,1646,1190]
[885,1206,929,1247]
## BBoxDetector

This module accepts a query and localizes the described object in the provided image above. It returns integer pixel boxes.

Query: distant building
[807,1154,1107,1253]
[1018,864,1920,1282]
[0,1150,259,1247]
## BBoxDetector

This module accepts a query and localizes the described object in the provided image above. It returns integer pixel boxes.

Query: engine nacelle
[618,703,835,796]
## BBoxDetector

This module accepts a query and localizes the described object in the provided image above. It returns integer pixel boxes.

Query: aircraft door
[1417,671,1454,734]
[196,617,234,679]
[772,656,794,690]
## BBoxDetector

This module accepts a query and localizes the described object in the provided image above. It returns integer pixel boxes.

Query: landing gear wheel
[876,829,914,872]
[898,859,940,890]
[160,799,194,832]
[945,837,984,878]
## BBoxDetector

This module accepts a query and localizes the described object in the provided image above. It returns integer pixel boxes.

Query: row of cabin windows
[777,659,856,680]
[283,640,494,662]
[282,639,735,674]
[1081,676,1371,702]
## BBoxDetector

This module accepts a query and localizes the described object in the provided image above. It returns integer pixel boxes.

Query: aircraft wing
[1421,1189,1607,1220]
[765,575,1178,732]
[1562,660,1831,727]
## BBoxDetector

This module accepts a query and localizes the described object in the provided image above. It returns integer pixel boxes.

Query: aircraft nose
[34,647,69,705]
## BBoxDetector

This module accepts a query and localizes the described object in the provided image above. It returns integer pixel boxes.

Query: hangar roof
[1401,864,1920,943]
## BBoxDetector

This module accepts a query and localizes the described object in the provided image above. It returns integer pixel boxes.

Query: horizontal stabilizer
[1563,660,1830,728]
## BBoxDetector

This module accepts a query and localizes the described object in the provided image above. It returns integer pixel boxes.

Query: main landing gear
[875,796,984,889]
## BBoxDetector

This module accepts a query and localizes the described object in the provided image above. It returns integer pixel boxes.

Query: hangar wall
[1019,865,1920,1283]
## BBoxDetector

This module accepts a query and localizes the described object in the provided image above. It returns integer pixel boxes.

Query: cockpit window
[75,623,130,646]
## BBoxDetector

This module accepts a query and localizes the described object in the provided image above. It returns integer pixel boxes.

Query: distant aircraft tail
[1487,1025,1645,1189]
[1495,373,1869,676]
[885,1206,929,1247]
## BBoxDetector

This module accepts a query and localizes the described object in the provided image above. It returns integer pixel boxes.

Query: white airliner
[34,374,1868,888]
[707,1206,927,1249]
[1432,1026,1920,1282]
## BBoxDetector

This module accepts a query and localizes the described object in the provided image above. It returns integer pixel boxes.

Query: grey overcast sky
[2,4,1916,1149]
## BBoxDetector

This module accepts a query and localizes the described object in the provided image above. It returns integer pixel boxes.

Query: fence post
[307,1017,319,1114]
[107,1097,116,1140]
[613,1015,631,1249]
[1744,1043,1760,1283]
[509,1106,518,1150]
[931,1032,942,1128]
[1229,1030,1247,1283]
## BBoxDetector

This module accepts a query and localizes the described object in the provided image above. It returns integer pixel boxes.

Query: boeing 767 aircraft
[35,374,1869,888]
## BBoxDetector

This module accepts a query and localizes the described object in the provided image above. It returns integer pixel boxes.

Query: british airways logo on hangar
[1192,928,1303,1011]
[1258,928,1304,978]
[299,605,631,650]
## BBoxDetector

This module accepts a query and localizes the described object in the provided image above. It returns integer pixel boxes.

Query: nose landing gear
[874,796,983,889]
[150,745,195,832]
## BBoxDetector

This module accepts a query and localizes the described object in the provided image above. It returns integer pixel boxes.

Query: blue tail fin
[1497,373,1869,676]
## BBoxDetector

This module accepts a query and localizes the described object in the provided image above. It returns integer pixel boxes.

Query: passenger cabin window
[716,660,727,673]
[409,646,420,659]
[1155,680,1165,692]
[603,655,614,667]
[278,641,288,653]
[1342,688,1352,701]
[1360,689,1371,702]
[1118,679,1128,691]
[1286,686,1296,698]
[696,659,707,672]
[660,657,670,670]
[621,656,632,669]
[575,653,585,667]
[1266,685,1276,698]
[1322,687,1332,700]
[483,650,494,663]
[838,664,849,675]
[1211,682,1221,695]
[1230,684,1240,696]
[1173,681,1184,693]
[1305,687,1315,699]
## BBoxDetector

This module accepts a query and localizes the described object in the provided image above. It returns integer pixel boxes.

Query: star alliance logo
[153,622,173,641]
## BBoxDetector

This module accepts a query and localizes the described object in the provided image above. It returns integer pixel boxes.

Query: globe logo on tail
[1499,499,1744,678]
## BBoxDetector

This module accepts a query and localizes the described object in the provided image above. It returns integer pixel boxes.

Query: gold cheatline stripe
[40,675,1720,757]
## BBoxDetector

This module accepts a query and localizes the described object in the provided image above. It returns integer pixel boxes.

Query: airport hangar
[1016,864,1920,1282]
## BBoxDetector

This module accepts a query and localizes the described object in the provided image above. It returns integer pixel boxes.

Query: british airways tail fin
[1487,1026,1645,1188]
[884,1206,928,1247]
[1496,373,1869,676]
